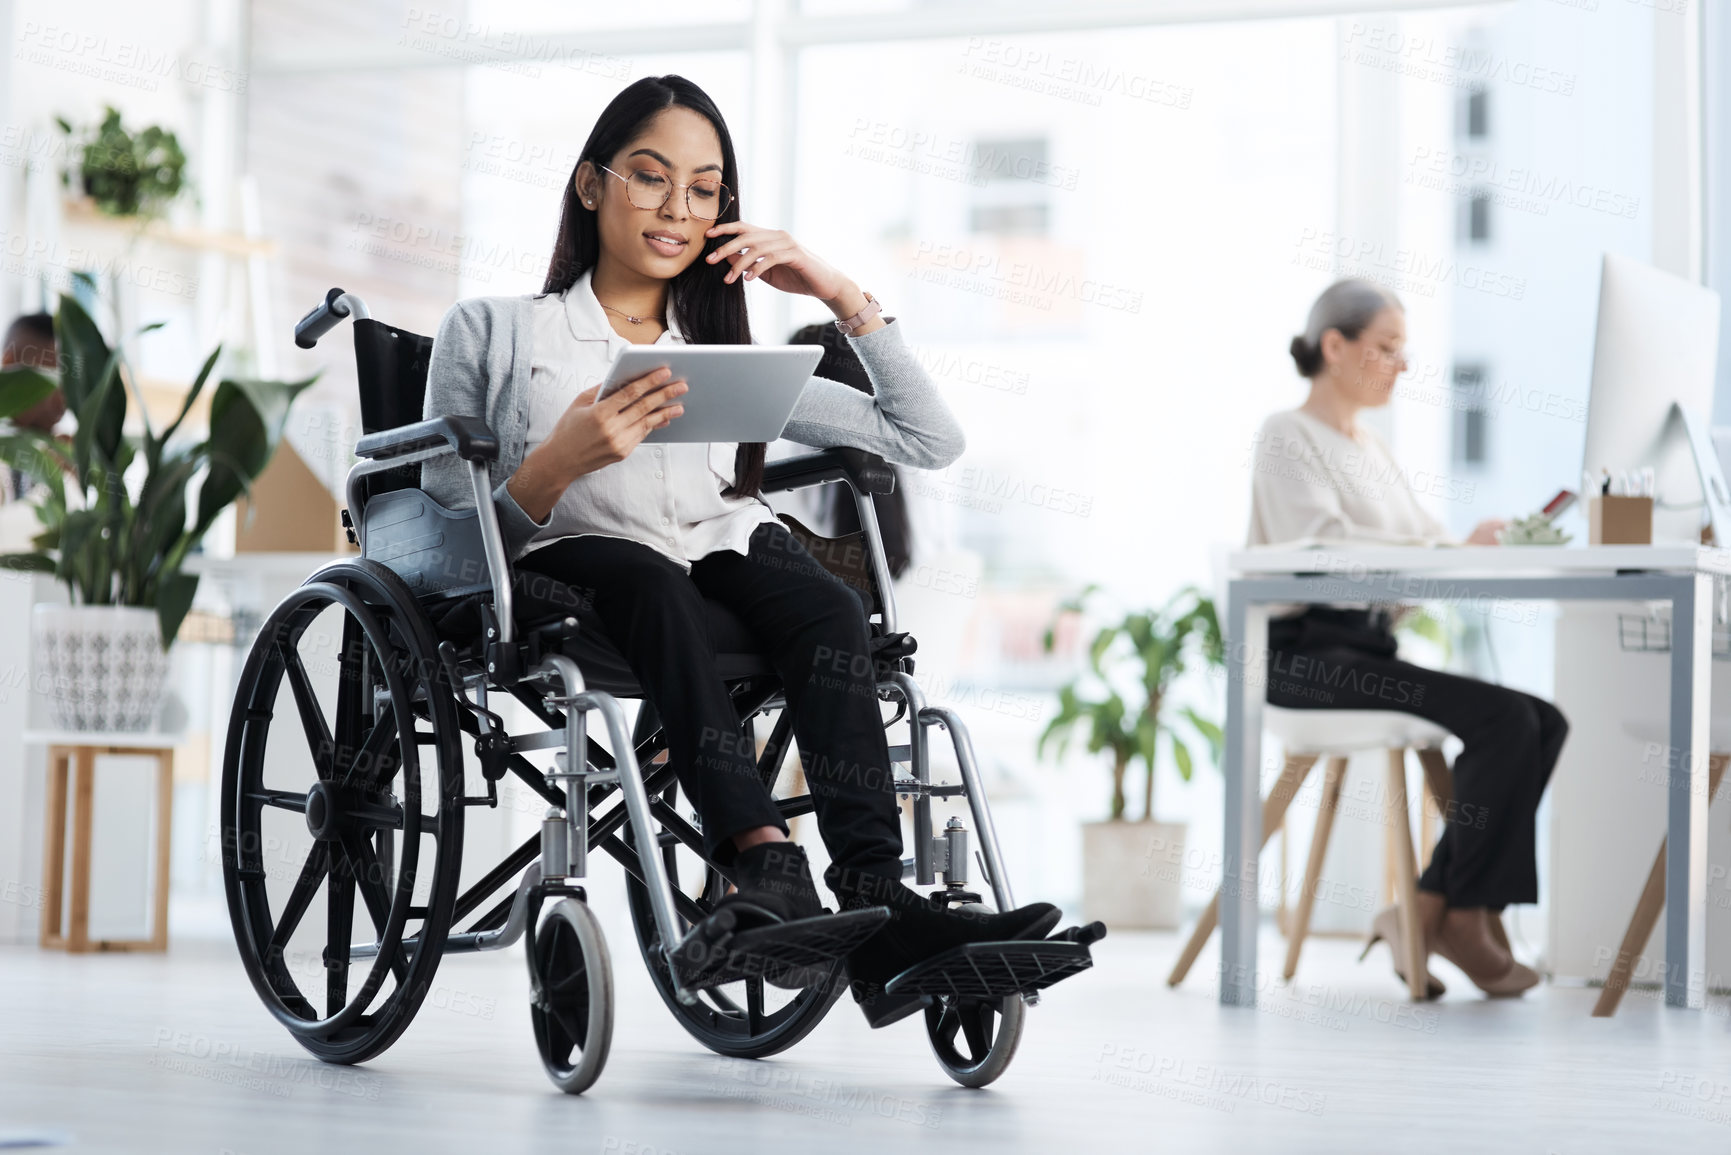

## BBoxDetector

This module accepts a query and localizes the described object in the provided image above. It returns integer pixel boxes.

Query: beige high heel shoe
[1358,905,1446,999]
[1430,910,1540,998]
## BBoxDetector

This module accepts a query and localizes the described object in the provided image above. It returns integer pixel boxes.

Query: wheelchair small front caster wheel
[925,994,1024,1088]
[528,898,614,1094]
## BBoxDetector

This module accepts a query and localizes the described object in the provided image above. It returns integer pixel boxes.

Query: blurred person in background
[1,312,68,502]
[1248,278,1565,999]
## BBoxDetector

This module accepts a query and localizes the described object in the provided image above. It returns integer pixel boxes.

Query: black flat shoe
[672,906,891,992]
[680,843,887,991]
[827,871,1061,1025]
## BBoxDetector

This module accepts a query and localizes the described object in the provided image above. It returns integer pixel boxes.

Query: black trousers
[514,521,904,881]
[1264,608,1568,908]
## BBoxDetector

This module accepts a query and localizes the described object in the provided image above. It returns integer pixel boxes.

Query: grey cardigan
[420,294,967,559]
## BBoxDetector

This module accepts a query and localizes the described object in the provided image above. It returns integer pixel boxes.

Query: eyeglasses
[598,164,733,221]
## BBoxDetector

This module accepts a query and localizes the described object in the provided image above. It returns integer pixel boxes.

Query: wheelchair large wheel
[221,559,465,1066]
[926,995,1024,1088]
[528,898,614,1094]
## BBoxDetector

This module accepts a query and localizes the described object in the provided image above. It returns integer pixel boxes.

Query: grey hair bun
[1292,278,1403,379]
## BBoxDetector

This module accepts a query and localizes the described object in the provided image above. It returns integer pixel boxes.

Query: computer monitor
[1581,253,1724,543]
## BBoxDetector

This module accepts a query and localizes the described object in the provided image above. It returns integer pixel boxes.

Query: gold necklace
[597,300,664,326]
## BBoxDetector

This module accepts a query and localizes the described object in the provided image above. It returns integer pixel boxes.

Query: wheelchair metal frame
[325,296,1026,1010]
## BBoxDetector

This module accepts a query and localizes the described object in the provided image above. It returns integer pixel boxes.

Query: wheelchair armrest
[354,415,500,464]
[762,447,895,496]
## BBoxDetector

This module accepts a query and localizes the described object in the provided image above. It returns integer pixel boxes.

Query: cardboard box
[234,443,354,553]
[1587,495,1653,545]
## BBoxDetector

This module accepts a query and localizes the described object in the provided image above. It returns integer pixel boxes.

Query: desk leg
[1666,573,1712,1008]
[1220,585,1267,1007]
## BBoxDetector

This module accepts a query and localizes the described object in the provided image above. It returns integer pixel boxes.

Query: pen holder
[1588,495,1653,545]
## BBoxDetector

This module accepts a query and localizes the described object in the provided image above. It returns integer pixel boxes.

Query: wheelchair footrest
[881,929,1102,1001]
[673,906,890,990]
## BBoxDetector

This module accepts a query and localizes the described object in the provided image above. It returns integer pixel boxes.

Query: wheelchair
[219,287,1103,1094]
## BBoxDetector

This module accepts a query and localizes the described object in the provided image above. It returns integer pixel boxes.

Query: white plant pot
[31,604,171,732]
[1082,819,1188,930]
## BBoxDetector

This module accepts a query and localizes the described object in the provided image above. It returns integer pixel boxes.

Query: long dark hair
[543,75,764,499]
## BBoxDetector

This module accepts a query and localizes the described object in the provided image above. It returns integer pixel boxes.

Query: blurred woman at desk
[1248,278,1567,999]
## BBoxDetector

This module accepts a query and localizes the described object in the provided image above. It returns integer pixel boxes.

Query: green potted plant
[0,284,312,731]
[1038,583,1225,929]
[56,106,187,218]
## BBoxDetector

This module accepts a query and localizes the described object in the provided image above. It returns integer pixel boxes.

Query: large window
[791,24,1342,597]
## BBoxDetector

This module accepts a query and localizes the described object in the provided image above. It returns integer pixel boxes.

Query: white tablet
[598,344,824,443]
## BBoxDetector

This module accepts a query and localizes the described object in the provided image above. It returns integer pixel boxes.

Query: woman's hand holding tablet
[505,367,689,522]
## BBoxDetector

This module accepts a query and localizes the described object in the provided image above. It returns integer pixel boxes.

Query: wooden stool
[1167,708,1454,1001]
[36,735,175,953]
[1167,750,1317,989]
[1281,747,1455,998]
[1592,751,1730,1016]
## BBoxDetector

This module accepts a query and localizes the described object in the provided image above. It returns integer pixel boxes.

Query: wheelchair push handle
[295,287,371,348]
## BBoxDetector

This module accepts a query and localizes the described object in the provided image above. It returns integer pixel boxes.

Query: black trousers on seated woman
[1264,608,1568,909]
[512,520,904,883]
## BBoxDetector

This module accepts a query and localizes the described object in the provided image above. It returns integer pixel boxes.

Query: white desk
[1218,544,1729,1009]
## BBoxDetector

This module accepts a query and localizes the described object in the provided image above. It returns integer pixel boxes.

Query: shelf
[60,196,278,260]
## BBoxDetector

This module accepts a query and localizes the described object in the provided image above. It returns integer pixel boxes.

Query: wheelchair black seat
[429,584,776,695]
[429,579,917,698]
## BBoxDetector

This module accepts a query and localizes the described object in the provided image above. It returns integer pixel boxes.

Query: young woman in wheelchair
[420,74,1060,1024]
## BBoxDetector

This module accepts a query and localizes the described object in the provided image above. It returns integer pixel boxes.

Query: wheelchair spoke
[932,1002,962,1051]
[247,788,309,814]
[341,832,407,985]
[347,795,405,830]
[958,1001,994,1060]
[547,1005,584,1054]
[545,967,587,997]
[278,641,335,779]
[342,712,400,789]
[267,842,331,958]
[745,977,765,1035]
[327,842,356,1016]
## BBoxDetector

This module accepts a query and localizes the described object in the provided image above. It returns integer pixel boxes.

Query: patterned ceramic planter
[31,604,171,732]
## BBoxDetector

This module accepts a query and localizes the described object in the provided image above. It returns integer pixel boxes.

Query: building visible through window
[1452,364,1490,466]
[968,136,1052,237]
[1467,191,1491,243]
[1465,88,1489,139]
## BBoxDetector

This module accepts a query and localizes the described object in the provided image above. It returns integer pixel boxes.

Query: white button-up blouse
[520,268,783,570]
